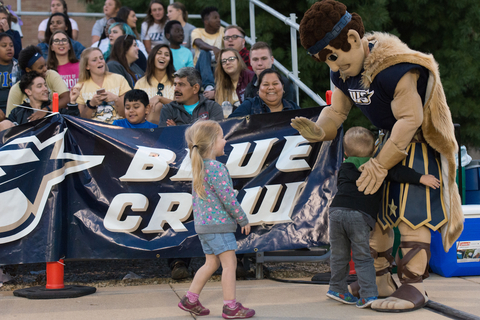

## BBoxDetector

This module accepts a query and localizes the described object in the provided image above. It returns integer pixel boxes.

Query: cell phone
[96,88,106,95]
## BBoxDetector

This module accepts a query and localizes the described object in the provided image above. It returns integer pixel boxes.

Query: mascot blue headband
[307,11,352,56]
[27,53,42,68]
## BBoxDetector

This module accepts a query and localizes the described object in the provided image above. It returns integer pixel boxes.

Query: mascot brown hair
[292,0,463,313]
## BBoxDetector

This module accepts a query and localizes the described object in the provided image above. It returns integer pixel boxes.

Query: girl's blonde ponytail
[185,120,222,199]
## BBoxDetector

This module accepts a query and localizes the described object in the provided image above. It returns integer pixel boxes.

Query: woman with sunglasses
[38,13,85,60]
[46,30,79,90]
[135,44,175,125]
[107,35,144,89]
[209,48,254,111]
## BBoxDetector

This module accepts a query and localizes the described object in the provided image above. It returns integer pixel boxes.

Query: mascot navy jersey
[331,62,429,131]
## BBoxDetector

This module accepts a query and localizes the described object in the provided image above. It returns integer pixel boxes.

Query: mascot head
[300,0,366,77]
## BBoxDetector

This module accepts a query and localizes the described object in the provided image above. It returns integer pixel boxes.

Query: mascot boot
[371,222,430,312]
[349,222,397,298]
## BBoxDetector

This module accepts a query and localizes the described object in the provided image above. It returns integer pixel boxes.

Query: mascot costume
[292,0,464,312]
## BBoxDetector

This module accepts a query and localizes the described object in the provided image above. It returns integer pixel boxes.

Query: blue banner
[0,107,342,264]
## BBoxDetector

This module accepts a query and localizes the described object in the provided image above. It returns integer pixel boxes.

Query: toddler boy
[113,89,157,128]
[327,127,440,308]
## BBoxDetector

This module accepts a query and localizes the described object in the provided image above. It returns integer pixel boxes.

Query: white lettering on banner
[170,148,192,181]
[276,136,312,172]
[227,138,278,178]
[142,193,192,233]
[119,146,175,182]
[240,182,304,224]
[104,193,148,232]
[102,183,304,233]
[122,136,313,182]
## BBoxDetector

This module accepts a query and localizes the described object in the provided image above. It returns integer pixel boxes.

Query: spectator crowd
[0,0,300,280]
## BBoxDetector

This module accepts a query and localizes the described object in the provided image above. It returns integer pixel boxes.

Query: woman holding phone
[70,47,130,123]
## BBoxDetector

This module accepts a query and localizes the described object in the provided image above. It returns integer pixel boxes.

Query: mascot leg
[349,222,396,298]
[371,221,430,312]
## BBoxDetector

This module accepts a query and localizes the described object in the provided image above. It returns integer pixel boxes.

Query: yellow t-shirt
[134,74,175,100]
[76,73,131,123]
[191,27,225,65]
[6,69,69,116]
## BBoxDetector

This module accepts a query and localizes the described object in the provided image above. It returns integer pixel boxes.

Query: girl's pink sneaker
[222,302,255,319]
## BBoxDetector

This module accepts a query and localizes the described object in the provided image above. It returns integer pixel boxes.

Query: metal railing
[14,0,326,107]
[246,0,327,106]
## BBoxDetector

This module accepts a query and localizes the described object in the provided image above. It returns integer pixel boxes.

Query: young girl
[47,30,79,90]
[141,0,168,53]
[134,44,174,124]
[179,120,255,319]
[38,0,79,43]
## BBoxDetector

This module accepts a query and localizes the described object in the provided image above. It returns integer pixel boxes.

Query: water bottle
[222,101,232,118]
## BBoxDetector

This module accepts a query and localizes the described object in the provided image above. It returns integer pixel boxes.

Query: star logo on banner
[389,199,397,217]
[0,128,104,244]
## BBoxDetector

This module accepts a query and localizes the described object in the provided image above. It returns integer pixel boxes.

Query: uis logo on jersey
[348,89,374,105]
[0,129,104,244]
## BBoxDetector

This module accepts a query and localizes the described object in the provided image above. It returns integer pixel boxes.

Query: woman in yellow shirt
[134,44,175,125]
[71,47,130,123]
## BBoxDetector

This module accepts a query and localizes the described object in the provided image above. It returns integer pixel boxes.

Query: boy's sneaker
[326,290,358,305]
[222,302,255,319]
[178,296,210,316]
[356,296,378,308]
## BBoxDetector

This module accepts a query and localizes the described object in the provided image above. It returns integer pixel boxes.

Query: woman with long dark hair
[39,13,85,60]
[135,44,175,124]
[141,0,168,54]
[46,30,79,90]
[116,6,139,38]
[103,22,148,71]
[107,34,144,89]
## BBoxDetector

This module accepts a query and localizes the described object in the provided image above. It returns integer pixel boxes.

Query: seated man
[223,25,251,70]
[165,20,194,71]
[0,72,50,131]
[245,42,295,102]
[6,45,70,118]
[191,6,224,92]
[159,67,223,127]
